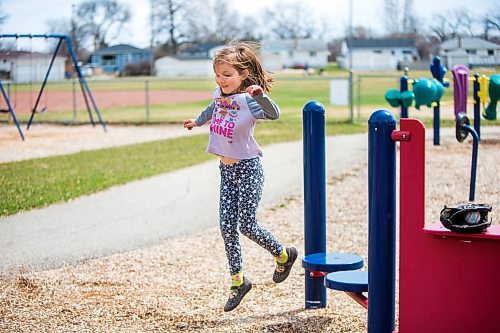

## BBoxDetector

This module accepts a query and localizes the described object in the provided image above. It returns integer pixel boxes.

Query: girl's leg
[237,158,283,257]
[219,163,243,276]
[219,163,254,312]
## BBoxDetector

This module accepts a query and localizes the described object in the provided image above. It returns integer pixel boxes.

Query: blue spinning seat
[302,253,364,273]
[325,270,368,293]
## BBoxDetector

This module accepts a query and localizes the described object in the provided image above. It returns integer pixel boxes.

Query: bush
[123,61,152,76]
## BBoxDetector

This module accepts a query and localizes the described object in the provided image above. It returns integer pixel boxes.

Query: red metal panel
[424,223,500,241]
[398,118,500,333]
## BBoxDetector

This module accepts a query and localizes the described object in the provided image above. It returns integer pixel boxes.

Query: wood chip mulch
[1,136,498,333]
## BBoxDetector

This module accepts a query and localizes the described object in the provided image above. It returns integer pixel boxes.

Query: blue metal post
[430,56,446,145]
[433,103,440,145]
[303,100,327,309]
[0,81,24,140]
[399,76,409,118]
[64,35,107,132]
[462,125,480,201]
[368,110,396,333]
[27,37,63,129]
[473,74,481,139]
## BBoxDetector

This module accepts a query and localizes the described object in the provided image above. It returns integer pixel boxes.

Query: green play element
[385,89,401,107]
[385,89,414,108]
[483,74,499,121]
[412,78,443,110]
[401,90,415,107]
[435,81,445,101]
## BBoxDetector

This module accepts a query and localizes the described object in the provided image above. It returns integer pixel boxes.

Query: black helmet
[440,203,492,233]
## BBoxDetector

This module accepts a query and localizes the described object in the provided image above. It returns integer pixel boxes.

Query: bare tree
[482,4,500,40]
[152,0,191,54]
[234,16,262,41]
[447,8,475,37]
[263,0,316,39]
[45,18,89,61]
[384,0,418,36]
[208,0,261,42]
[183,1,213,43]
[428,8,477,41]
[153,0,243,53]
[77,0,131,53]
[353,26,375,39]
[402,0,418,34]
[0,1,9,50]
[427,14,450,42]
[384,0,400,35]
[211,0,240,42]
[0,0,7,30]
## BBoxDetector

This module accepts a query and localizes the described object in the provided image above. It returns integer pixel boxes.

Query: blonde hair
[213,40,274,94]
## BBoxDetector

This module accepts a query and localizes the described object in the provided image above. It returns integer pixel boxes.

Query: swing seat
[0,109,11,113]
[302,252,364,274]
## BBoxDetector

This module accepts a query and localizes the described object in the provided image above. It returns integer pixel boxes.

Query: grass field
[3,67,498,124]
[1,66,498,217]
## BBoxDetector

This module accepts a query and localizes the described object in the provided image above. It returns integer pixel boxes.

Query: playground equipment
[455,112,480,201]
[386,113,498,332]
[411,78,444,109]
[301,101,364,309]
[0,81,24,140]
[384,56,448,145]
[0,34,107,140]
[384,56,498,145]
[452,65,469,117]
[484,74,499,121]
[300,102,498,332]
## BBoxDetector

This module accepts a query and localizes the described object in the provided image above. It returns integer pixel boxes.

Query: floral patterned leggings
[219,157,283,275]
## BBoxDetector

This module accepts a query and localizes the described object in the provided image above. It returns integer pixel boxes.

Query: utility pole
[71,4,77,55]
[71,3,78,75]
[149,0,155,76]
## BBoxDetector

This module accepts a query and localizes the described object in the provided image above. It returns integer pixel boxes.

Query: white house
[155,56,213,77]
[261,38,330,70]
[338,39,419,71]
[438,37,500,68]
[155,42,225,77]
[0,52,66,83]
[155,39,330,77]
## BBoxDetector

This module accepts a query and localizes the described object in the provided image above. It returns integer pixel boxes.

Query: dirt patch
[0,123,208,163]
[1,90,211,114]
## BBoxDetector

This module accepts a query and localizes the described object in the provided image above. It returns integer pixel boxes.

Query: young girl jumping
[183,41,297,312]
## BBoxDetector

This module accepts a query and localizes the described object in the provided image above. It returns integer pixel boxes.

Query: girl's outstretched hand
[183,119,197,130]
[246,85,264,96]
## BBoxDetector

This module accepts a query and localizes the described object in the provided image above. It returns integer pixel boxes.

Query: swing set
[0,34,106,141]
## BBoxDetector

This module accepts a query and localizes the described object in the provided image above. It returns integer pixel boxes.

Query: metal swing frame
[0,34,107,141]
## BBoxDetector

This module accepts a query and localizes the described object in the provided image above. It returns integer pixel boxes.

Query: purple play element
[452,65,469,118]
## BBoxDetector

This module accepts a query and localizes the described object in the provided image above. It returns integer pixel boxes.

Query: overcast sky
[1,0,496,51]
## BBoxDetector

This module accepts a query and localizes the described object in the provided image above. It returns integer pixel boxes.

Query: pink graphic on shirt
[210,96,240,143]
[219,97,231,118]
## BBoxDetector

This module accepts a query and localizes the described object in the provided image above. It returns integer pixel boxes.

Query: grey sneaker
[223,277,252,312]
[273,247,298,283]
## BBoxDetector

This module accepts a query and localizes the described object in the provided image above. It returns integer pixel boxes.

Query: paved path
[0,133,368,273]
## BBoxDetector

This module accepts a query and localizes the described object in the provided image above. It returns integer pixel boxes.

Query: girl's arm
[246,85,280,120]
[183,101,216,130]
